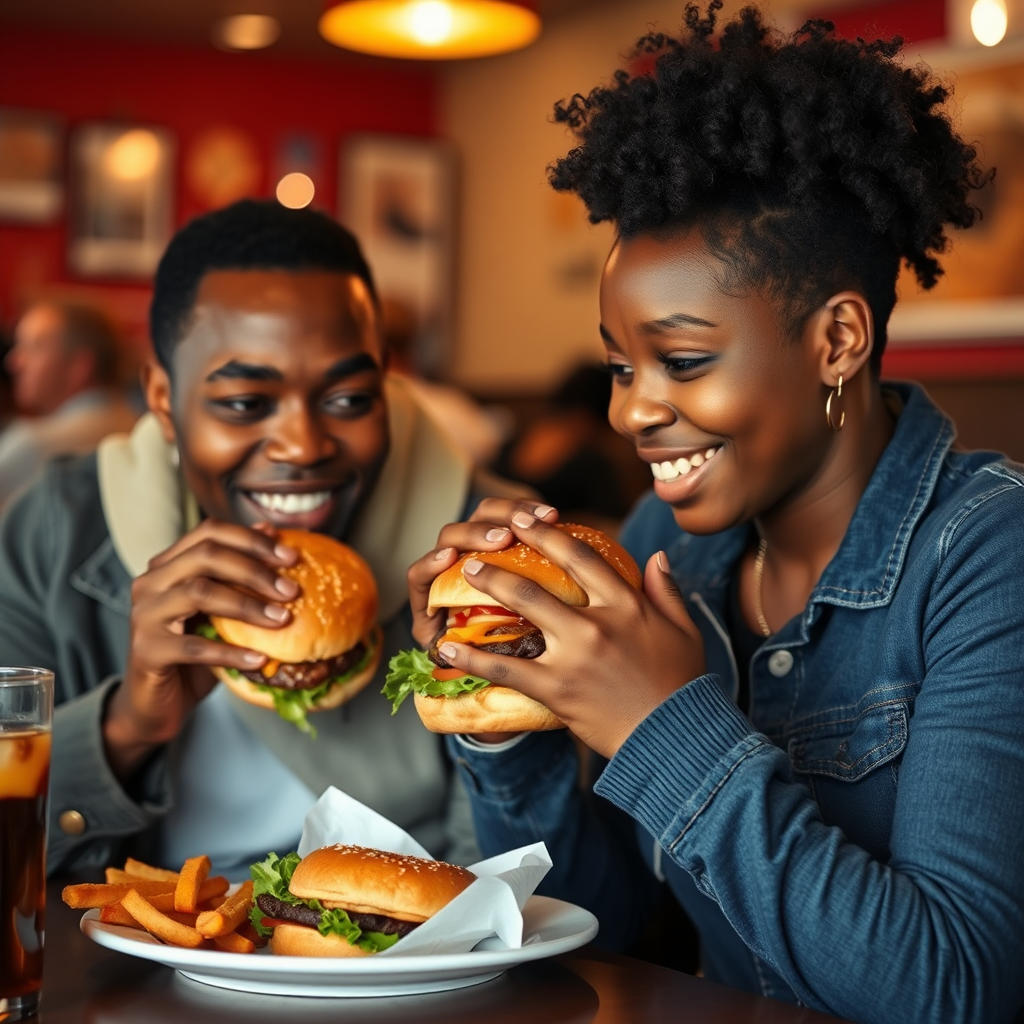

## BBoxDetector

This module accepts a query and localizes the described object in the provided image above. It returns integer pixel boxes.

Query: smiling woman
[404,5,1024,1024]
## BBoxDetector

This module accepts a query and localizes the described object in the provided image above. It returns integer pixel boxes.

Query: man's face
[7,305,83,414]
[148,269,390,538]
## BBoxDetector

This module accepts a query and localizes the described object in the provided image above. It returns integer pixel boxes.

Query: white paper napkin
[295,787,552,956]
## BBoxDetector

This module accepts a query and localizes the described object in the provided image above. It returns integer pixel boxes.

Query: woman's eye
[604,361,633,381]
[661,354,715,376]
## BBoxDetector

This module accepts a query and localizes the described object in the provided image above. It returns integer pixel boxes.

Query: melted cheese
[261,659,282,678]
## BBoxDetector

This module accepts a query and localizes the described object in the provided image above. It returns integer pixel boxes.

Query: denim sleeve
[445,731,662,950]
[597,486,1024,1024]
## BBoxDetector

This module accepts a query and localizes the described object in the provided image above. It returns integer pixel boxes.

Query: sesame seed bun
[289,845,476,924]
[426,523,641,615]
[212,529,378,664]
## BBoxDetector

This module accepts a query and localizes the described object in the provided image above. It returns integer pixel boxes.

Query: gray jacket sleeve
[0,460,172,874]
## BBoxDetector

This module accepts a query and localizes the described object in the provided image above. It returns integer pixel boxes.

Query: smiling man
[0,200,523,876]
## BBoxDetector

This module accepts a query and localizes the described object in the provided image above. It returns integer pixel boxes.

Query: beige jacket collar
[96,376,472,621]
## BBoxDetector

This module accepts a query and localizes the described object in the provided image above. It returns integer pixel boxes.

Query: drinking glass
[0,668,53,1022]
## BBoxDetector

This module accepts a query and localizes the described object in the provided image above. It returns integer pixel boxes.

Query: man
[0,200,524,876]
[0,302,138,505]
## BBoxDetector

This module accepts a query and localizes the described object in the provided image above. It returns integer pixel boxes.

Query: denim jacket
[447,383,1024,1024]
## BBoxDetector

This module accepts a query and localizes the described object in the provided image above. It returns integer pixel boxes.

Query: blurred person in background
[496,363,633,526]
[381,295,509,467]
[0,302,138,506]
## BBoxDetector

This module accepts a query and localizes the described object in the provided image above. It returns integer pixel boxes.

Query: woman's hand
[430,510,707,759]
[406,498,558,650]
[103,520,299,781]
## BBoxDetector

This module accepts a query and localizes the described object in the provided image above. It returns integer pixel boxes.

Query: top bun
[427,523,641,614]
[289,844,475,924]
[211,529,378,664]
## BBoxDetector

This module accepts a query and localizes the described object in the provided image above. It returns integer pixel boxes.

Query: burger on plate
[196,529,381,735]
[250,845,476,957]
[383,523,641,734]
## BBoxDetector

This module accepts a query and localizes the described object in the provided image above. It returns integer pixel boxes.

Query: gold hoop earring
[825,374,845,432]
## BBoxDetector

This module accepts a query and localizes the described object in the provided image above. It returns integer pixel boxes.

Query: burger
[196,529,381,735]
[249,845,476,957]
[383,523,642,734]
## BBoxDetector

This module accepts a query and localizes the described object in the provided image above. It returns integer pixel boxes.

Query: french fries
[196,880,254,938]
[174,854,212,914]
[63,856,257,954]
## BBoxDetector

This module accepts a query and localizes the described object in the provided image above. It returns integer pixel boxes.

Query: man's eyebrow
[641,313,719,333]
[599,324,617,346]
[205,361,283,383]
[323,352,380,381]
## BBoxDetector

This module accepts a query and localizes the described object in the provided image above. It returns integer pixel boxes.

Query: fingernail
[657,550,670,573]
[463,558,484,576]
[439,643,458,660]
[534,505,555,518]
[274,543,296,561]
[485,528,509,542]
[434,547,453,561]
[242,651,265,665]
[264,604,289,622]
[512,511,536,529]
[275,576,299,597]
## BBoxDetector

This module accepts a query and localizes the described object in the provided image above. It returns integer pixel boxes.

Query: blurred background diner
[0,0,1022,967]
[3,0,1022,536]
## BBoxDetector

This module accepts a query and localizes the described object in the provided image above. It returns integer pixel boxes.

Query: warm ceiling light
[104,129,161,181]
[319,0,540,60]
[971,0,1008,45]
[276,172,316,209]
[212,14,281,51]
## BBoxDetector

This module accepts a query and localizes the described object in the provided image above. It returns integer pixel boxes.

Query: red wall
[0,26,437,343]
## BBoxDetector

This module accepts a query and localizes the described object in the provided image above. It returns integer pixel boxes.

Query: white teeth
[250,491,331,514]
[649,446,721,481]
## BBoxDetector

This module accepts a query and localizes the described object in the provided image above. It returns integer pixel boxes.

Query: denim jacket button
[768,650,794,677]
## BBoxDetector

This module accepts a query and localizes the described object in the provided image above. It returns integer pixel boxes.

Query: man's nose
[265,405,338,466]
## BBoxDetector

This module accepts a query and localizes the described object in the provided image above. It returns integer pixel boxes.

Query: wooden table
[41,880,850,1023]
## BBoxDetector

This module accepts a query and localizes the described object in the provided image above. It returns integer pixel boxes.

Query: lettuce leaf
[382,648,490,715]
[248,850,399,951]
[196,622,377,739]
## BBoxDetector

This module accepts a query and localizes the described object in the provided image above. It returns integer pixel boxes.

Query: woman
[406,6,1024,1023]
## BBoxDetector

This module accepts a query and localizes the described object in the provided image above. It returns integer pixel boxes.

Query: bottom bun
[270,922,373,958]
[414,686,564,734]
[214,626,382,713]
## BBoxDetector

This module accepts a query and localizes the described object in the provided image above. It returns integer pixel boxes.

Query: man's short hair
[149,199,378,370]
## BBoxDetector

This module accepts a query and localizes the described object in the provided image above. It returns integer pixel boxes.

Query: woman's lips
[647,446,722,501]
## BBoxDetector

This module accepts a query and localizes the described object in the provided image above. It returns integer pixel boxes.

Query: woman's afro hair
[549,2,992,358]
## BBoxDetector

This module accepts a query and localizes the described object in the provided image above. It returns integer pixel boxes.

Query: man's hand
[103,521,299,782]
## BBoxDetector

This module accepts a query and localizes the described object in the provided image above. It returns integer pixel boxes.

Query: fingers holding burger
[384,523,641,734]
[198,529,381,735]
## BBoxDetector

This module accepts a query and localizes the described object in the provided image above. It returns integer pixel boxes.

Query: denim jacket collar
[671,382,956,618]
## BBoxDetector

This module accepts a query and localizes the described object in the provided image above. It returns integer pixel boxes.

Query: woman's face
[600,228,833,535]
[155,269,389,539]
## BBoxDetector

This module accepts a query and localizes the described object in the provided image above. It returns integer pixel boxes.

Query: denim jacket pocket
[787,702,909,782]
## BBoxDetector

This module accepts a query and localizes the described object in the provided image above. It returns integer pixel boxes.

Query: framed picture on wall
[0,109,63,223]
[341,134,457,376]
[69,123,174,278]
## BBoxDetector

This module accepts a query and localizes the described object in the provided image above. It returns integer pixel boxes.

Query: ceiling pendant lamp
[318,0,541,59]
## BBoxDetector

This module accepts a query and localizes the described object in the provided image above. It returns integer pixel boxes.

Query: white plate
[80,895,598,997]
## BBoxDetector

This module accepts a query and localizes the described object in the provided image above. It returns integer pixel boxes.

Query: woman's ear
[813,291,874,386]
[140,357,177,446]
